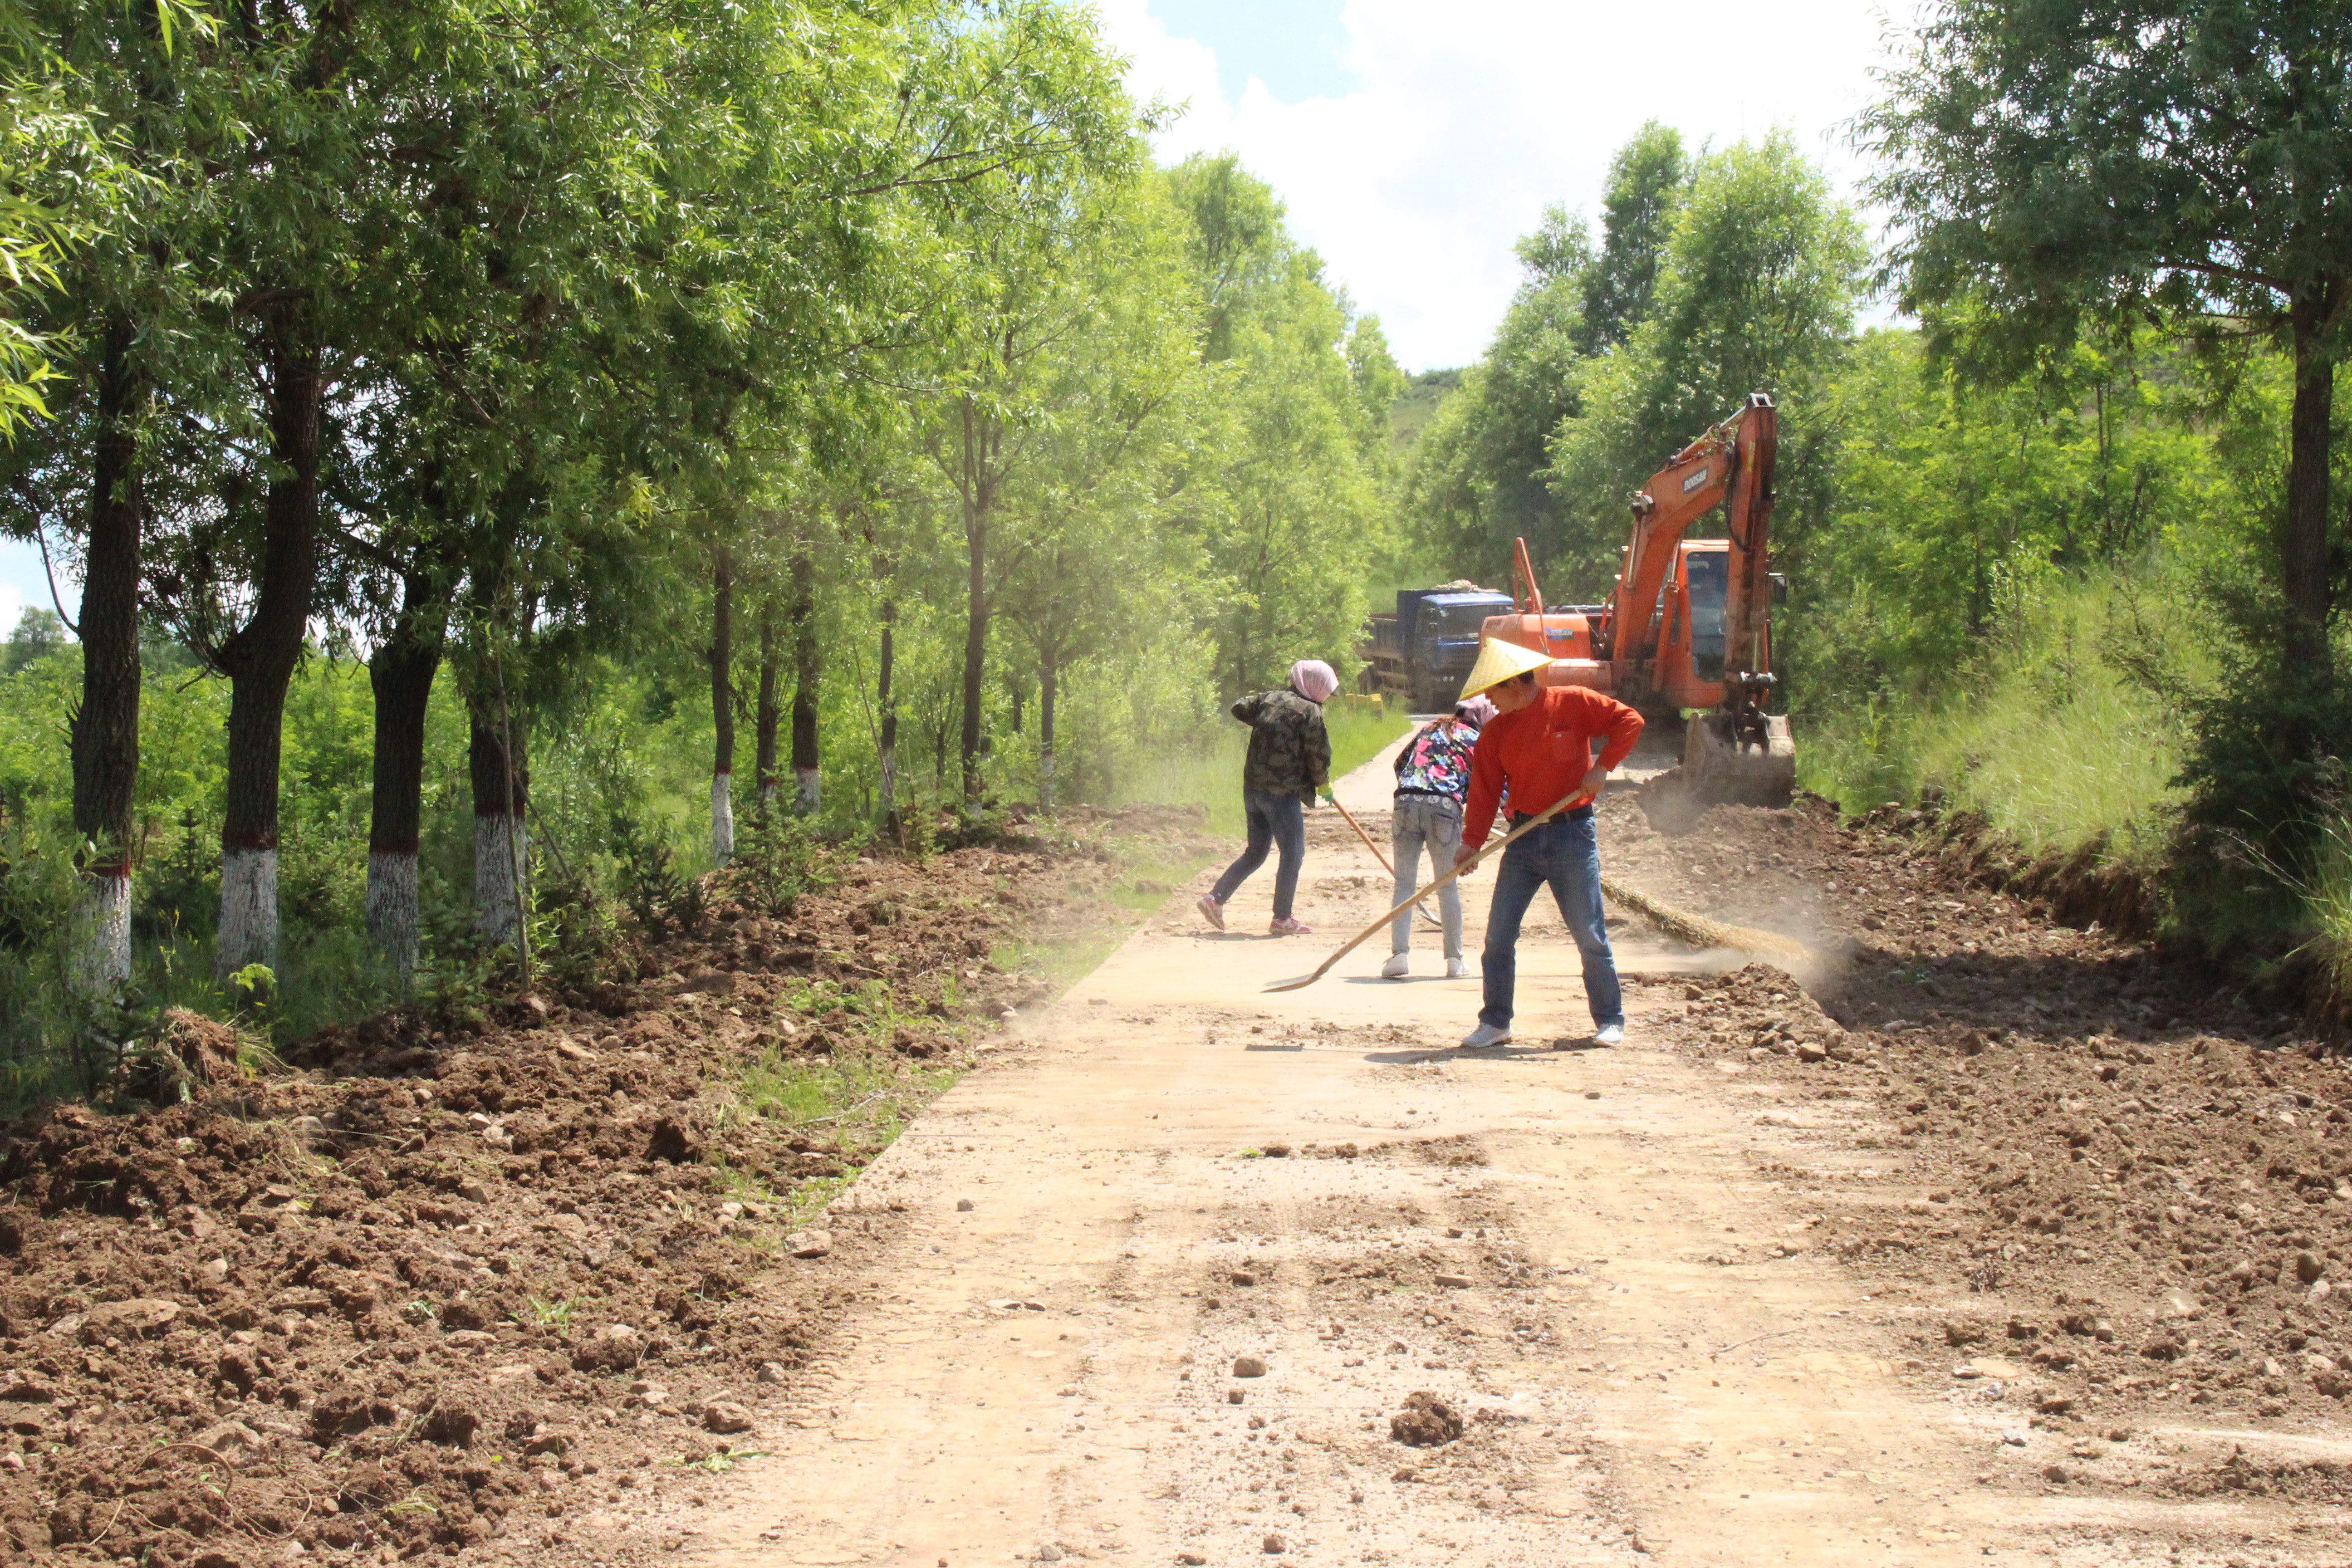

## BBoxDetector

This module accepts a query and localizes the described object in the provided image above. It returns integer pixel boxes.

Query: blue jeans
[1211,789,1306,920]
[1479,811,1622,1032]
[1390,795,1463,960]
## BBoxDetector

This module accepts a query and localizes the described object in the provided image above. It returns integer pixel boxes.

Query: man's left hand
[1567,764,1609,807]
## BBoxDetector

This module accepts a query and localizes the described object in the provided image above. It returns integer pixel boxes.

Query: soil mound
[1390,1389,1465,1446]
[0,830,1160,1567]
[1627,783,2352,1448]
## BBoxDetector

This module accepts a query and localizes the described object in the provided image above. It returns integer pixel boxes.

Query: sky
[2,542,44,641]
[0,0,1906,638]
[1099,0,1904,375]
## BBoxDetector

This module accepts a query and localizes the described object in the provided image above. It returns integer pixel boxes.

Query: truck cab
[1400,590,1514,710]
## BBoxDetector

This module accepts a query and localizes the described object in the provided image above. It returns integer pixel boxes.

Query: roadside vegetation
[0,0,1404,1102]
[1389,4,2349,999]
[0,0,2346,1115]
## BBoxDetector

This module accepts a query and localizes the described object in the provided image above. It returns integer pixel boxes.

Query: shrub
[730,805,832,917]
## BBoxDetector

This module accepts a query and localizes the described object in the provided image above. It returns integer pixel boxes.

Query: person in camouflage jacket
[1198,660,1337,936]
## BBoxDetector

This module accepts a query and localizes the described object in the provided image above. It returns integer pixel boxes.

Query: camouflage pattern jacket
[1230,689,1331,802]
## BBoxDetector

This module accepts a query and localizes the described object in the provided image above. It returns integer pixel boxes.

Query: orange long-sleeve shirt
[1461,686,1646,852]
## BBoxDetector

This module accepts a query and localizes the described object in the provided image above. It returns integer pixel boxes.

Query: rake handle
[1325,793,1442,927]
[1267,783,1596,992]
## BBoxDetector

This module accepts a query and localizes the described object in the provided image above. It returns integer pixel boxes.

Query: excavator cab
[1651,542,1729,704]
[1682,546,1728,683]
[1475,394,1797,804]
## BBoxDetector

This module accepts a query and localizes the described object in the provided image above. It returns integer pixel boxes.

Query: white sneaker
[1445,957,1469,979]
[1460,1023,1511,1048]
[1593,1023,1625,1047]
[1381,953,1410,979]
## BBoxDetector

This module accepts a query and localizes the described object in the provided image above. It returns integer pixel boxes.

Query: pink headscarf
[1453,694,1496,729]
[1289,660,1339,704]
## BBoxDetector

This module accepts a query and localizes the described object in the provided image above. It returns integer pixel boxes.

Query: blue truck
[1360,585,1518,712]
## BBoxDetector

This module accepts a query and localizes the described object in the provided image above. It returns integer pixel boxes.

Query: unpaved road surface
[668,740,2352,1568]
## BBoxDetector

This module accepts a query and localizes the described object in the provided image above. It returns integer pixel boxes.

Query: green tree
[994,185,1200,807]
[1547,132,1867,588]
[2,606,66,673]
[1577,121,1688,356]
[1862,0,2351,686]
[916,42,1153,808]
[1165,153,1391,696]
[1403,205,1591,583]
[1862,0,2352,935]
[1788,326,2222,717]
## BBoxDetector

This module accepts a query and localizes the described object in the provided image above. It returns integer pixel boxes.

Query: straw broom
[1599,877,1809,960]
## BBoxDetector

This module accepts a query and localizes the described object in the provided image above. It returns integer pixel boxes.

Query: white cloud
[1099,0,1899,370]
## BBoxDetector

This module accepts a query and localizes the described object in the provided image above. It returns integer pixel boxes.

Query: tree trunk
[1039,658,1058,813]
[213,326,323,976]
[2282,311,2336,681]
[365,575,443,979]
[877,596,898,829]
[959,396,991,807]
[69,320,143,1000]
[754,599,781,808]
[709,544,735,864]
[789,548,820,816]
[469,692,528,942]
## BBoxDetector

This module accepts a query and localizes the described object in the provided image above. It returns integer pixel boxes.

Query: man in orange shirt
[1450,640,1645,1049]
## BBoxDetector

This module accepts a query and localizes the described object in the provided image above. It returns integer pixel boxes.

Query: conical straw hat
[1456,635,1553,698]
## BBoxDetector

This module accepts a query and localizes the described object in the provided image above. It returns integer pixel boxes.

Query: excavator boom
[1478,392,1793,804]
[1614,392,1777,680]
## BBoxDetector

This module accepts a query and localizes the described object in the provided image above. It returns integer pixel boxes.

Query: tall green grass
[1798,569,2208,871]
[2290,819,2352,1014]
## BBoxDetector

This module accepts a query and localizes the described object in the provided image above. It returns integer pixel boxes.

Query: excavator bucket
[1683,711,1795,805]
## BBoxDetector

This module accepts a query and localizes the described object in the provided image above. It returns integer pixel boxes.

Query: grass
[1798,573,2201,872]
[991,931,1123,990]
[523,1294,582,1330]
[2237,813,2352,1014]
[713,974,967,1229]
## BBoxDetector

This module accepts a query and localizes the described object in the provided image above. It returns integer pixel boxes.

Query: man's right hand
[1453,843,1480,875]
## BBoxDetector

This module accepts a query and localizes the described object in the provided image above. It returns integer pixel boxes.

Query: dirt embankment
[0,811,1205,1568]
[1611,783,2352,1503]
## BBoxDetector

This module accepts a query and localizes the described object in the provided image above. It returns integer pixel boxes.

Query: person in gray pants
[1382,694,1494,978]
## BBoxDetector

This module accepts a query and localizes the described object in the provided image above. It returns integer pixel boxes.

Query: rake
[1264,782,1596,992]
[1324,793,1444,930]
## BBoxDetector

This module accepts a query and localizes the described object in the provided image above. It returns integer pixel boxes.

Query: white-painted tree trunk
[366,848,420,978]
[878,746,896,821]
[474,815,526,942]
[711,770,735,865]
[216,848,279,975]
[1039,748,1055,812]
[71,872,132,1001]
[794,766,820,817]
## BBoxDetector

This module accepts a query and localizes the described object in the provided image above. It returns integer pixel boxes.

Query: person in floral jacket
[1380,693,1494,978]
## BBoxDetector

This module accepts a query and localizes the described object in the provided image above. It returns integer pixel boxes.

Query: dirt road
[678,741,2350,1568]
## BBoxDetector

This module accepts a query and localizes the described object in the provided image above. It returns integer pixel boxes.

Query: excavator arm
[1720,394,1778,678]
[1612,392,1777,673]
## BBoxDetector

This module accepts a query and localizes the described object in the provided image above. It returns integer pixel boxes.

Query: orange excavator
[1480,392,1795,801]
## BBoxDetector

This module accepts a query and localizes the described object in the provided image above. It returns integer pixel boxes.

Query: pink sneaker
[1269,916,1314,936]
[1196,893,1225,931]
